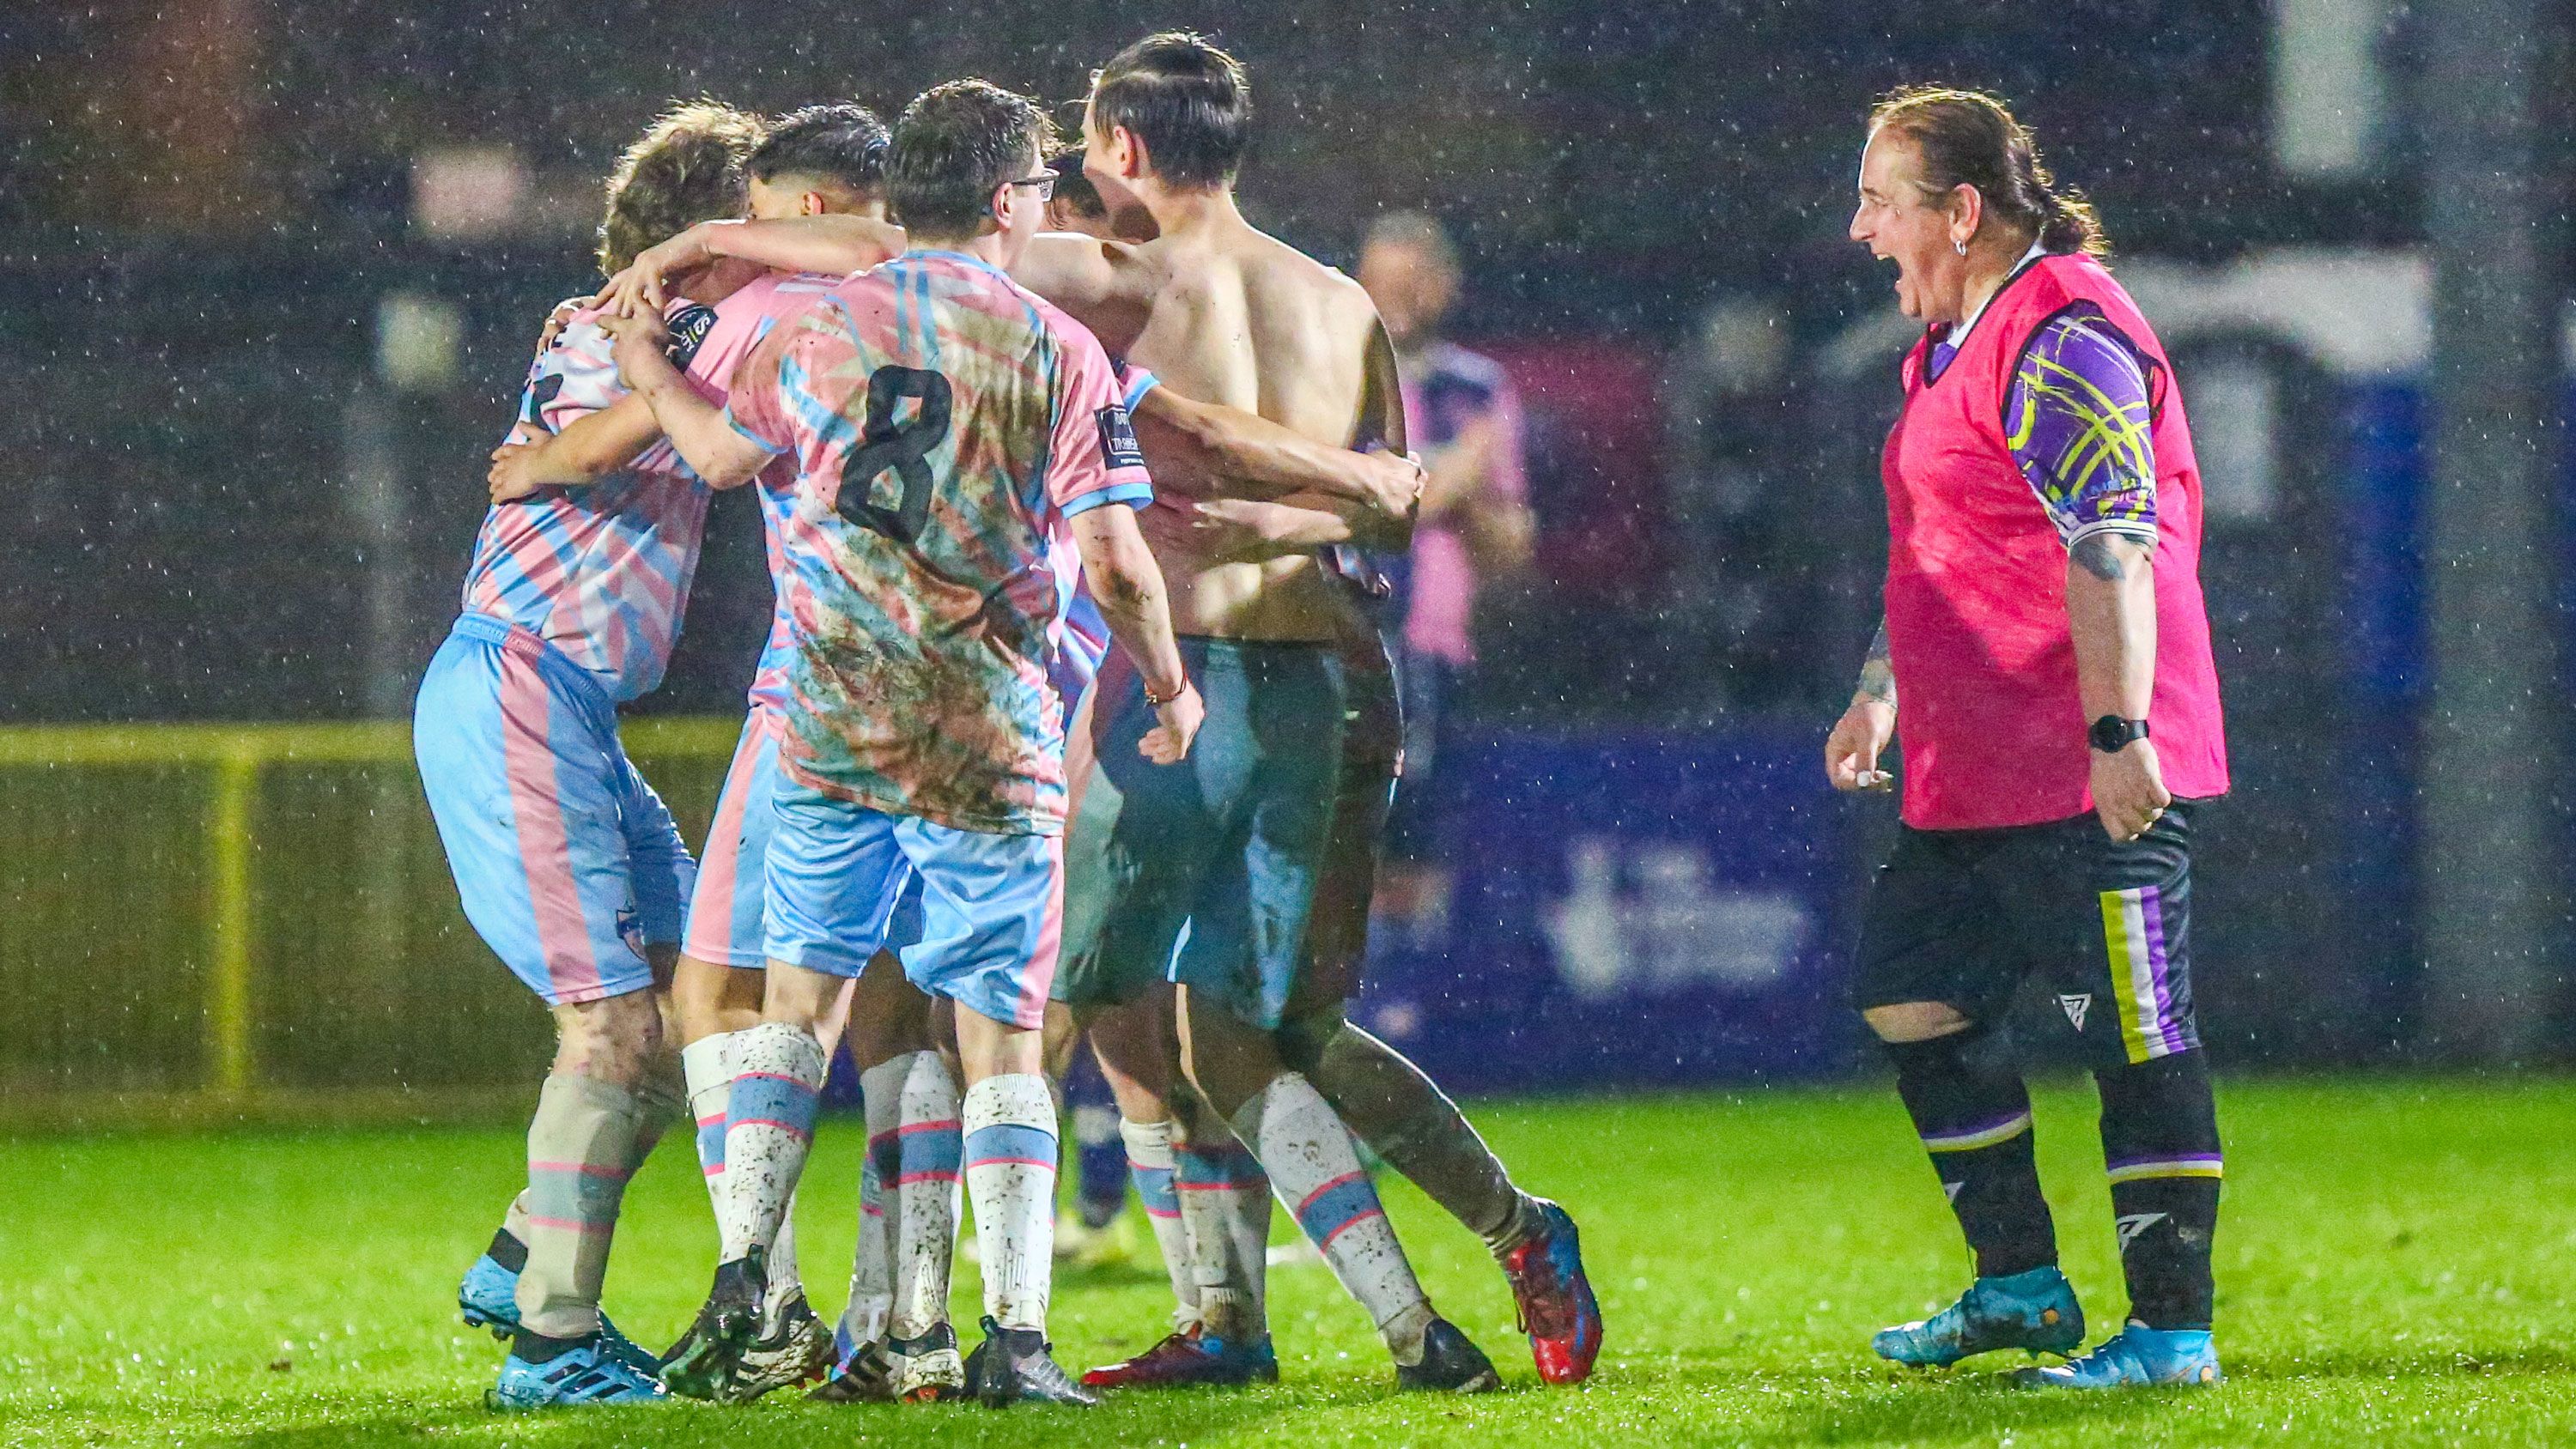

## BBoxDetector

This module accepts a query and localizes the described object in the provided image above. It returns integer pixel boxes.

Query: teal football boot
[2014,1321,2221,1389]
[1871,1264,2085,1367]
[487,1337,668,1409]
[458,1249,658,1377]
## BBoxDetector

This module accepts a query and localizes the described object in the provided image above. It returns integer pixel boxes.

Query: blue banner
[1352,726,1862,1093]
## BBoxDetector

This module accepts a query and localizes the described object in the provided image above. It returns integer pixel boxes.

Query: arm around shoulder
[606,312,775,490]
[487,393,664,500]
[1069,502,1201,762]
[1133,386,1423,534]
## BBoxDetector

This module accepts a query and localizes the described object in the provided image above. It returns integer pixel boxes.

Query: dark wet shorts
[1054,637,1346,1030]
[1856,802,2205,1066]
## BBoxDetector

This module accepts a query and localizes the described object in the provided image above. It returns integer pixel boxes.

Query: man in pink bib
[1827,86,2228,1391]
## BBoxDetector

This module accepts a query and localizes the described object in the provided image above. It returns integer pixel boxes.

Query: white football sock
[767,1193,805,1316]
[720,1022,827,1264]
[963,1072,1059,1332]
[838,1053,912,1347]
[889,1051,961,1341]
[1121,1117,1200,1331]
[1232,1072,1433,1365]
[1177,1130,1271,1340]
[681,1031,743,1247]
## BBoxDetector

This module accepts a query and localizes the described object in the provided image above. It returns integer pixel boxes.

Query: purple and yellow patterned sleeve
[2004,303,2158,549]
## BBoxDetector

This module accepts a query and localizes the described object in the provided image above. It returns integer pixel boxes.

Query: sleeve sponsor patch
[519,372,565,433]
[665,303,717,369]
[1096,403,1145,471]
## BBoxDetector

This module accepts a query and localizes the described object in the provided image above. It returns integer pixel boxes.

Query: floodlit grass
[3,1078,2573,1446]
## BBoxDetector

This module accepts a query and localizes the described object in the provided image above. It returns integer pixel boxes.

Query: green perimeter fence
[0,719,744,1122]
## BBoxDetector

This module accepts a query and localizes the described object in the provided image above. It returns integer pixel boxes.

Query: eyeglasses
[1005,173,1057,201]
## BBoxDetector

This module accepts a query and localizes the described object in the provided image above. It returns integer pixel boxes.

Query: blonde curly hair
[595,99,767,277]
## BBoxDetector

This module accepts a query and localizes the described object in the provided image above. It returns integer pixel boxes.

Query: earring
[1953,237,1967,256]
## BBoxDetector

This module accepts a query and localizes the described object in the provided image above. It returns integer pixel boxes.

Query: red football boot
[1079,1324,1279,1390]
[1500,1198,1604,1385]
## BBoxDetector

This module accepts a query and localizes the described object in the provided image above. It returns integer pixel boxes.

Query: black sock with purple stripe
[1885,1029,2058,1278]
[2095,1050,2221,1330]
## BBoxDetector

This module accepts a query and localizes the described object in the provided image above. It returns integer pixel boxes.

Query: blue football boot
[1871,1265,2085,1367]
[457,1252,521,1336]
[486,1337,669,1409]
[2013,1321,2221,1389]
[458,1251,659,1377]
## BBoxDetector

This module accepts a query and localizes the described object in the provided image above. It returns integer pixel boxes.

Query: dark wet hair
[1048,149,1105,219]
[1089,31,1250,188]
[888,79,1056,236]
[750,103,890,197]
[1868,85,2107,258]
[596,99,765,277]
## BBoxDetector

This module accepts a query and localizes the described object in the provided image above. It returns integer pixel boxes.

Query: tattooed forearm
[2069,534,2131,583]
[1855,619,1896,706]
[2065,530,2157,724]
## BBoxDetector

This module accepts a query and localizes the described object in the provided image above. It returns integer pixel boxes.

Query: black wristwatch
[2088,715,2149,754]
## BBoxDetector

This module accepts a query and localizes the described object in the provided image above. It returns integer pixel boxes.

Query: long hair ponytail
[1868,85,2108,259]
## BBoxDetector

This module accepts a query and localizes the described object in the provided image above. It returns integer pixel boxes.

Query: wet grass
[3,1077,2573,1446]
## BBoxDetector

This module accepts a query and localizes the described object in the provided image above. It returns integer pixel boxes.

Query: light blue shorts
[414,613,693,1006]
[687,706,921,968]
[762,779,1060,1029]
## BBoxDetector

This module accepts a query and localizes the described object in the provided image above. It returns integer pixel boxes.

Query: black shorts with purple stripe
[1855,801,2205,1067]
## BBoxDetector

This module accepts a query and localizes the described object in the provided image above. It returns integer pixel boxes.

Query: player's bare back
[1030,216,1383,642]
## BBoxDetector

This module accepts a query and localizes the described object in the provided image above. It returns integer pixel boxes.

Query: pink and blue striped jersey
[1039,363,1161,704]
[724,249,1153,835]
[459,297,728,703]
[1054,587,1111,706]
[675,270,851,718]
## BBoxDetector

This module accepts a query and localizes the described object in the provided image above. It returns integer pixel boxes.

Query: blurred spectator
[1358,212,1534,934]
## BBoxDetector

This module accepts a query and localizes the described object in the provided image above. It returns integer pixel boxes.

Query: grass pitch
[3,1078,2573,1446]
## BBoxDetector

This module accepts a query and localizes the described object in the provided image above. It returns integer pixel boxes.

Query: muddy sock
[514,1074,646,1340]
[1231,1072,1433,1366]
[720,1022,827,1262]
[1306,1021,1540,1255]
[887,1050,962,1341]
[963,1072,1059,1332]
[838,1053,913,1348]
[1176,1087,1271,1342]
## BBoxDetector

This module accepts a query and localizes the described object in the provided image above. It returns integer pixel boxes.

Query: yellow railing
[0,718,744,1115]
